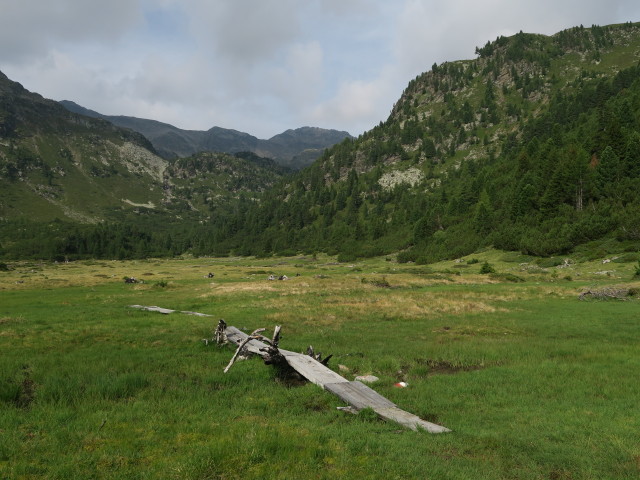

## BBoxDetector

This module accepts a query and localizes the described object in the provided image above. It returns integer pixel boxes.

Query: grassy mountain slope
[0,73,291,232]
[0,72,167,223]
[60,100,352,168]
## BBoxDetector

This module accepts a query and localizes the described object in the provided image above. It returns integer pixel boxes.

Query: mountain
[3,22,640,261]
[0,71,166,224]
[212,22,640,260]
[0,71,290,231]
[59,100,352,169]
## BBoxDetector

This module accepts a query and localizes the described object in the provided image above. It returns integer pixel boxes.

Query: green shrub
[479,261,496,274]
[337,252,358,263]
[276,249,297,257]
[397,250,416,263]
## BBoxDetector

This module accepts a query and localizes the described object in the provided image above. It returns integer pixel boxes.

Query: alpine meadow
[1,21,640,480]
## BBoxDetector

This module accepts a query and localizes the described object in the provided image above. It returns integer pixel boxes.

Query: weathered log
[216,322,451,433]
[271,325,281,347]
[223,335,255,373]
[130,305,212,316]
[127,309,451,433]
[306,345,332,365]
[215,319,227,345]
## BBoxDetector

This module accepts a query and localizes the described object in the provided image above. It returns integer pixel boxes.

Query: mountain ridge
[59,100,351,169]
[0,71,290,226]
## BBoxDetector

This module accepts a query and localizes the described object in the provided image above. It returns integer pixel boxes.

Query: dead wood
[223,328,267,373]
[214,319,227,345]
[214,322,451,433]
[306,345,332,366]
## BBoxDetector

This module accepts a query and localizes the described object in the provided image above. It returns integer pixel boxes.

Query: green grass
[0,253,639,479]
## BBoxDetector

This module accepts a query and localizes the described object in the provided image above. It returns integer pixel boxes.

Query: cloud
[391,0,640,89]
[266,41,325,110]
[183,0,301,64]
[2,0,639,138]
[311,64,397,134]
[0,0,143,64]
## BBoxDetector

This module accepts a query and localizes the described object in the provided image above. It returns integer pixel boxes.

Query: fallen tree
[214,320,451,433]
[129,305,451,433]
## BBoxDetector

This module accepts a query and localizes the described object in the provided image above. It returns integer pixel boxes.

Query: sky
[1,1,639,139]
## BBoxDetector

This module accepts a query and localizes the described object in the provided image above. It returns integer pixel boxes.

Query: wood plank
[373,407,451,433]
[325,381,451,433]
[279,350,349,387]
[324,381,396,409]
[129,305,212,316]
[130,305,175,314]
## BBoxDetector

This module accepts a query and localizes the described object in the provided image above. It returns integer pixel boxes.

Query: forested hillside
[2,22,640,261]
[216,22,640,261]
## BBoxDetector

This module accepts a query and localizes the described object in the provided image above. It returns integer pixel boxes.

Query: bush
[480,261,496,274]
[370,276,391,288]
[397,250,418,263]
[337,252,358,263]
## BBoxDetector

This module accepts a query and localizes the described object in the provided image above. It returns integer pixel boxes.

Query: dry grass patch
[376,292,507,317]
[255,281,528,328]
[201,282,277,296]
[0,316,23,325]
[318,290,512,320]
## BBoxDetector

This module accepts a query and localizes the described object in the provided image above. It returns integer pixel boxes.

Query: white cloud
[311,64,397,134]
[1,0,639,138]
[0,0,143,64]
[183,0,300,64]
[267,42,325,109]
